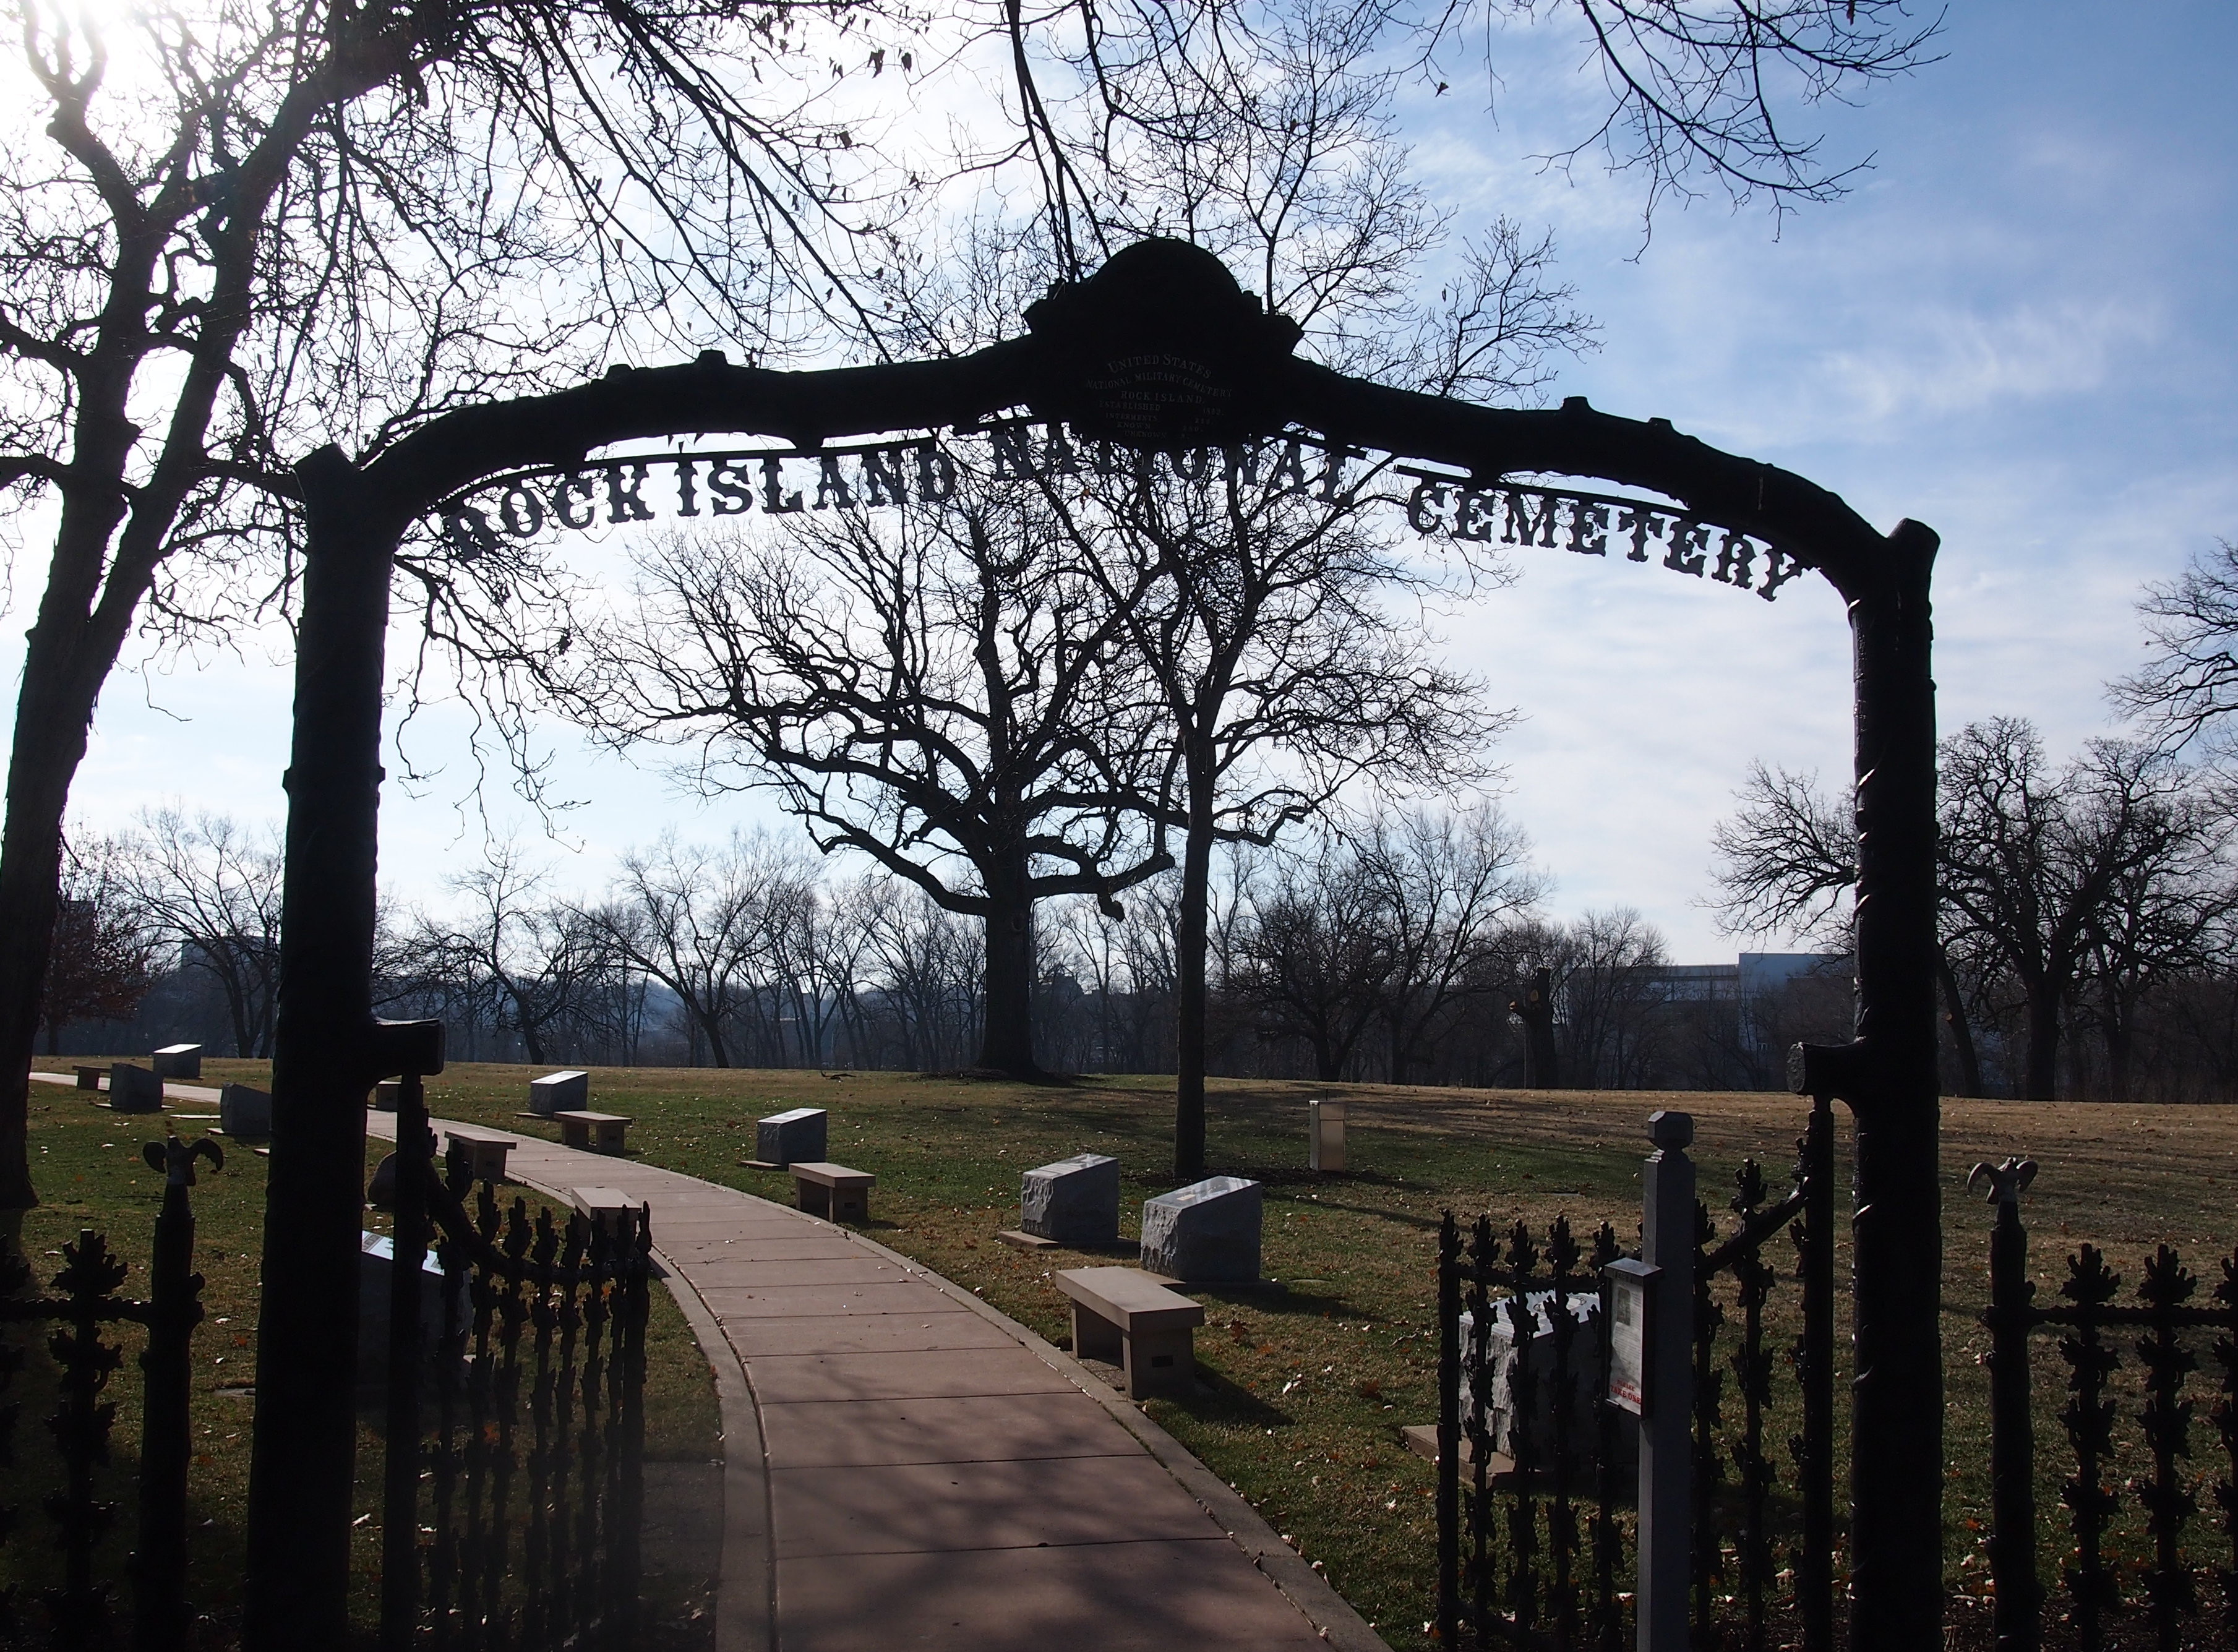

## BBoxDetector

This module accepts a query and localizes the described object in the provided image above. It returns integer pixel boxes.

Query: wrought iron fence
[0,1134,219,1652]
[375,1071,651,1651]
[1434,1101,1839,1652]
[1973,1156,2237,1652]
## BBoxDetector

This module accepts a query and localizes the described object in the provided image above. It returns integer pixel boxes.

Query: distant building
[1635,962,1739,1003]
[1738,952,1851,1002]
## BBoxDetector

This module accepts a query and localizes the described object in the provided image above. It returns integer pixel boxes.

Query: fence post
[1973,1157,2041,1652]
[381,1069,435,1648]
[1637,1111,1695,1652]
[1794,1089,1838,1652]
[135,1136,218,1652]
[1436,1212,1462,1647]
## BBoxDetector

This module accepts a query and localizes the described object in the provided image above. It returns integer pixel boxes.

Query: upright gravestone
[1308,1098,1346,1172]
[358,1231,465,1383]
[372,1079,401,1112]
[152,1043,203,1080]
[1020,1153,1121,1246]
[220,1082,273,1137]
[528,1069,590,1116]
[108,1064,164,1113]
[755,1106,828,1168]
[1140,1176,1263,1283]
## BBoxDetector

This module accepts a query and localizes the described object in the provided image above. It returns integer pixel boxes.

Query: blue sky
[28,0,2238,960]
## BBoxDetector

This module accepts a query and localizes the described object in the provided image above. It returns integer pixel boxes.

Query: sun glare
[12,0,191,137]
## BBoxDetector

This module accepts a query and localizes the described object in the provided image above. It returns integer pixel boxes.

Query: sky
[20,0,2238,962]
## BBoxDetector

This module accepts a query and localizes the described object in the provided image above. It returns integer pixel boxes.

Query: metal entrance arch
[247,238,1942,1648]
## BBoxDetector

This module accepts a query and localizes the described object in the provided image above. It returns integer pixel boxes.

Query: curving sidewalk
[363,1109,1390,1652]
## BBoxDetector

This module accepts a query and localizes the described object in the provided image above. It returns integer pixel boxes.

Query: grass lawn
[21,1058,2237,1648]
[6,1066,720,1648]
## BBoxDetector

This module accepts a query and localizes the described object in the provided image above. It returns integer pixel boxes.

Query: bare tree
[1012,0,1939,285]
[854,878,985,1072]
[1553,906,1670,1089]
[1357,803,1545,1083]
[565,487,1175,1078]
[1230,838,1392,1081]
[1716,724,2238,1101]
[0,0,964,1207]
[40,833,156,1053]
[588,831,795,1069]
[1709,758,1987,1095]
[2115,537,2238,760]
[1441,1,1945,223]
[122,808,285,1056]
[2066,745,2238,1101]
[417,841,626,1067]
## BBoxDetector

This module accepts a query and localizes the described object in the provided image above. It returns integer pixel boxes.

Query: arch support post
[1815,519,1944,1649]
[243,447,405,1648]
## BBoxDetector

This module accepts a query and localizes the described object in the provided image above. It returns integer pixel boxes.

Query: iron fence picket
[1790,1096,1837,1652]
[1503,1220,1543,1637]
[1726,1160,1777,1652]
[1437,1213,1463,1647]
[1587,1222,1624,1652]
[1466,1217,1496,1645]
[2219,1256,2238,1647]
[2059,1244,2124,1652]
[0,1136,216,1652]
[1690,1196,1725,1635]
[1545,1217,1583,1648]
[2137,1246,2200,1650]
[366,1069,650,1652]
[1973,1161,2238,1652]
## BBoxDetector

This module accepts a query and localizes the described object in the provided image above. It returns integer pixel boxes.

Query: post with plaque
[1616,1110,1695,1652]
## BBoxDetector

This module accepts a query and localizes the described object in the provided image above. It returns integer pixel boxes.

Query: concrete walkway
[346,1107,1389,1652]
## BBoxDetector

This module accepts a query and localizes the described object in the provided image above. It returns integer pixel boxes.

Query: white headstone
[756,1106,827,1166]
[1457,1290,1628,1463]
[151,1043,203,1080]
[528,1069,590,1116]
[220,1082,273,1137]
[1309,1098,1347,1171]
[358,1231,465,1381]
[1021,1153,1121,1245]
[1140,1176,1262,1282]
[108,1063,163,1113]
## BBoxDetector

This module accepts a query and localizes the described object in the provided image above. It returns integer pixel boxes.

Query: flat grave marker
[152,1043,203,1080]
[749,1106,827,1169]
[528,1069,590,1116]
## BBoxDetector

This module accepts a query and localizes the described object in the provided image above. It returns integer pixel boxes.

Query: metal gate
[375,1071,651,1651]
[1434,1098,1840,1651]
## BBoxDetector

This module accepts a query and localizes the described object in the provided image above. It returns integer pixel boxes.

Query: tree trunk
[0,352,148,1213]
[223,970,257,1059]
[1512,968,1559,1089]
[1934,951,1983,1098]
[1387,1013,1409,1087]
[2103,985,2133,1104]
[977,849,1040,1077]
[0,649,103,1210]
[2022,984,2060,1102]
[1173,748,1214,1180]
[701,1008,731,1068]
[518,1013,547,1068]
